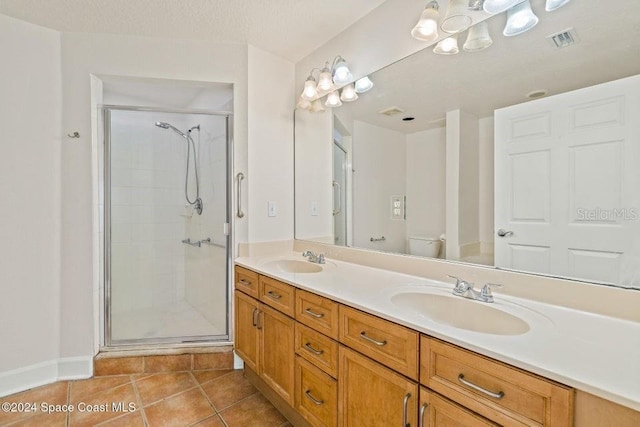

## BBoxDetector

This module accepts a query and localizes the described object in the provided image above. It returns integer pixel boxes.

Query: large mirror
[295,0,640,289]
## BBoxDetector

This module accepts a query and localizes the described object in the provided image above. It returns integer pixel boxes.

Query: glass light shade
[433,34,459,55]
[411,3,440,42]
[463,21,493,51]
[297,96,311,110]
[332,58,353,85]
[545,0,570,11]
[340,84,358,102]
[310,99,325,113]
[503,0,538,37]
[325,91,343,108]
[441,0,473,34]
[355,76,374,93]
[483,0,525,14]
[317,66,335,92]
[301,77,318,100]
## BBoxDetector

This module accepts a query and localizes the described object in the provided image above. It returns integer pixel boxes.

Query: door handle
[332,181,342,216]
[419,403,428,427]
[402,393,411,427]
[497,229,514,237]
[236,172,245,218]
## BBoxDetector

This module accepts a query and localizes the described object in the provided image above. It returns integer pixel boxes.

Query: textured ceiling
[0,0,387,61]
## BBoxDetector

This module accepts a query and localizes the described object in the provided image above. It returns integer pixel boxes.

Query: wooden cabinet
[419,387,498,427]
[260,275,295,317]
[234,290,259,372]
[339,305,419,380]
[295,323,339,378]
[295,356,338,427]
[235,265,260,299]
[296,289,340,339]
[421,336,573,426]
[338,346,418,427]
[260,304,295,405]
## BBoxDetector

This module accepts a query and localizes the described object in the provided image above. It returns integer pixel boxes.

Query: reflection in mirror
[294,0,640,289]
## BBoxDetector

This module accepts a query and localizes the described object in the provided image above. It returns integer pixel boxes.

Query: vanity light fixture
[441,0,473,34]
[482,0,525,14]
[325,90,343,108]
[411,1,440,43]
[503,0,539,37]
[463,20,493,51]
[310,99,325,113]
[317,63,336,92]
[354,76,374,93]
[301,72,320,100]
[340,83,358,102]
[332,57,353,85]
[545,0,571,12]
[433,34,460,55]
[296,96,312,110]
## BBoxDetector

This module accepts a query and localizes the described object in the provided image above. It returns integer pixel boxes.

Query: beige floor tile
[191,369,234,385]
[144,388,214,427]
[134,372,197,406]
[219,393,286,427]
[192,414,226,426]
[94,410,145,426]
[5,410,68,426]
[68,383,137,427]
[70,376,131,404]
[0,382,68,425]
[200,370,257,411]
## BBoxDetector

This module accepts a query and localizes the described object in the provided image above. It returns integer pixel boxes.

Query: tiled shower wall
[110,111,188,315]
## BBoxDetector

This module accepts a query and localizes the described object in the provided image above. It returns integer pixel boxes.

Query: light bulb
[332,58,353,85]
[317,65,335,92]
[411,2,440,42]
[340,84,358,102]
[325,91,343,108]
[355,76,374,93]
[503,0,538,37]
[433,35,459,55]
[302,76,318,100]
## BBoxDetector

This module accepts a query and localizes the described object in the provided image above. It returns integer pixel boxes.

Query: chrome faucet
[448,275,502,303]
[302,250,325,264]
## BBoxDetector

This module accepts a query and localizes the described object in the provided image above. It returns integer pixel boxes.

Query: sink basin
[263,259,323,273]
[391,292,530,335]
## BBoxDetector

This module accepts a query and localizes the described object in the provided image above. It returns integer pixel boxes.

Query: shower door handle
[236,172,245,218]
[332,181,341,216]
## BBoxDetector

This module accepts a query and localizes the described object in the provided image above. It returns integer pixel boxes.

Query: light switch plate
[311,201,319,216]
[268,201,277,217]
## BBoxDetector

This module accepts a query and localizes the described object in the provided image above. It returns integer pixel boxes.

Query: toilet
[408,236,441,258]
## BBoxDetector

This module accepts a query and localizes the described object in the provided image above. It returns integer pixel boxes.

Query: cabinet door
[234,290,259,372]
[260,303,295,405]
[339,346,418,427]
[419,387,498,427]
[295,356,338,427]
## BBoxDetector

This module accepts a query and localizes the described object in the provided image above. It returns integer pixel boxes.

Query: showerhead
[155,121,187,138]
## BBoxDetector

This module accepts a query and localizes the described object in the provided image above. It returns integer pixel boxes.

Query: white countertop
[236,252,640,411]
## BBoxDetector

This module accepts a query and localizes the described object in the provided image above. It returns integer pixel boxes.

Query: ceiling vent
[547,27,579,49]
[379,106,405,116]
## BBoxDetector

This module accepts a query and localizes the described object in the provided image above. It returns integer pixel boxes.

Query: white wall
[0,15,62,380]
[59,32,249,359]
[247,45,295,243]
[406,127,446,241]
[479,116,495,247]
[352,120,406,253]
[459,110,480,249]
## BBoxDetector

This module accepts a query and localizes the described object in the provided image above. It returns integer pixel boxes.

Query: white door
[495,75,640,285]
[333,141,348,246]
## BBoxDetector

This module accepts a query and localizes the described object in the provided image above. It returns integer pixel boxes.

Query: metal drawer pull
[303,342,324,356]
[305,390,324,405]
[458,374,505,399]
[304,308,324,318]
[239,279,252,286]
[256,311,263,330]
[402,393,411,427]
[266,291,282,300]
[419,403,428,427]
[252,308,258,327]
[360,331,387,346]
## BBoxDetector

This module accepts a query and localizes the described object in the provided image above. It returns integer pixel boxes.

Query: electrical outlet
[311,201,319,216]
[268,201,277,217]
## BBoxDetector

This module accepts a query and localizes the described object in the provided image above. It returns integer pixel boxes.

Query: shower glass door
[104,107,230,345]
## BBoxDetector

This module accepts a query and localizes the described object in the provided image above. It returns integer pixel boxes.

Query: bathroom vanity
[233,251,640,426]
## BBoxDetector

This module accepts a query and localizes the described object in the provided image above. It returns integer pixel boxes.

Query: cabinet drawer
[235,265,259,298]
[420,387,499,427]
[295,289,339,339]
[259,275,295,317]
[295,323,339,378]
[295,356,337,427]
[421,337,573,426]
[339,305,419,380]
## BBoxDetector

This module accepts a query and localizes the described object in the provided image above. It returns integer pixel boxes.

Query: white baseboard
[233,351,244,370]
[0,357,93,398]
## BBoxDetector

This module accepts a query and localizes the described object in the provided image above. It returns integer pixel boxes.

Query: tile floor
[0,369,291,427]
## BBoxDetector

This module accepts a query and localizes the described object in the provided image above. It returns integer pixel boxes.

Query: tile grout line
[187,371,221,422]
[130,374,150,427]
[66,381,71,427]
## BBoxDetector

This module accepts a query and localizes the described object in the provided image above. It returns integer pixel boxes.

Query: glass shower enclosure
[103,106,231,346]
